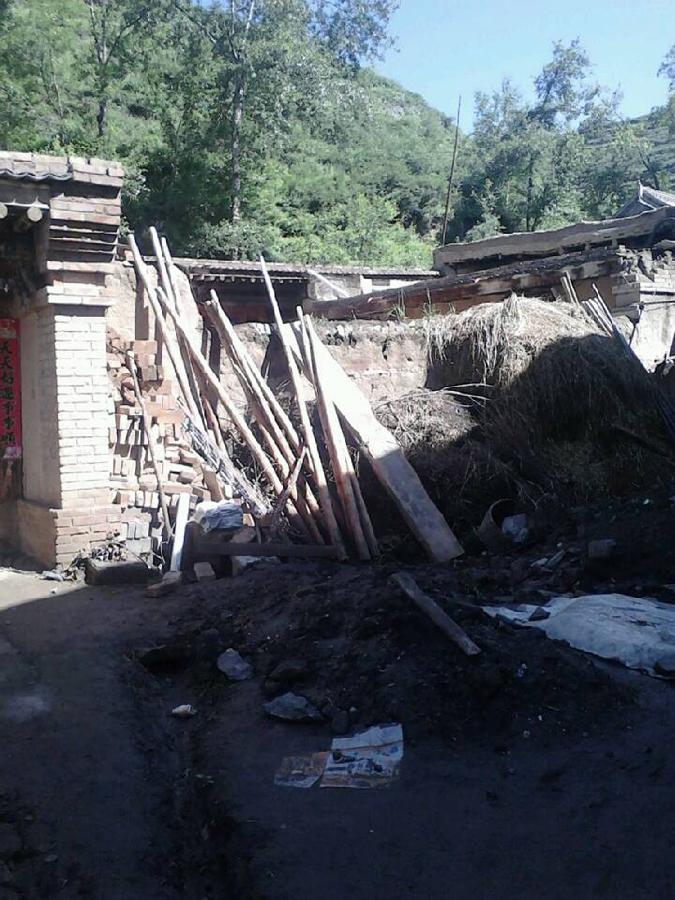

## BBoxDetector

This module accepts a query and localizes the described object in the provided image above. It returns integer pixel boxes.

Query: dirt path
[1,564,675,899]
[0,569,192,898]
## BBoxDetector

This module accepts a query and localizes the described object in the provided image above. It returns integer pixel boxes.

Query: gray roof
[615,183,675,218]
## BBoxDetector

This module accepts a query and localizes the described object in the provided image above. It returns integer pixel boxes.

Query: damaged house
[1,147,674,570]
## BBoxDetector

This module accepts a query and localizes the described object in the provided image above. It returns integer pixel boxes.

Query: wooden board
[284,324,465,562]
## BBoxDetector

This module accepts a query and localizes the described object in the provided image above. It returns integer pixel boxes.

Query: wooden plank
[261,256,346,559]
[390,572,480,656]
[192,538,339,559]
[303,311,376,560]
[170,492,190,572]
[284,323,464,562]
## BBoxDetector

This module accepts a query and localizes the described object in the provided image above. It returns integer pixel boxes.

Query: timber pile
[106,334,241,562]
[117,229,464,566]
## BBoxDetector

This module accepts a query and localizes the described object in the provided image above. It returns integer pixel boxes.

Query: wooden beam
[434,206,673,269]
[305,248,620,320]
[390,572,480,656]
[191,537,340,559]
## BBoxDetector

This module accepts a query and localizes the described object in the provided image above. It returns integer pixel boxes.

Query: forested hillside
[0,0,673,266]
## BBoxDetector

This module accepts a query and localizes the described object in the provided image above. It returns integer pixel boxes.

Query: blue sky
[375,0,673,129]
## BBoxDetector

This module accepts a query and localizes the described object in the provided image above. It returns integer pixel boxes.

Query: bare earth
[0,556,674,899]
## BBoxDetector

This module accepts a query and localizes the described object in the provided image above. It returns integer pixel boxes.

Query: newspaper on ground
[320,723,404,789]
[274,752,329,788]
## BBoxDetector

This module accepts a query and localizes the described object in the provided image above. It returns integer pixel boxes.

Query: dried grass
[371,295,673,528]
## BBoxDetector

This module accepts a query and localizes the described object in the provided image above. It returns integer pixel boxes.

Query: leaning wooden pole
[206,294,302,456]
[306,315,379,559]
[154,282,313,540]
[204,296,324,529]
[299,309,371,560]
[260,257,346,559]
[128,234,202,425]
[149,227,207,430]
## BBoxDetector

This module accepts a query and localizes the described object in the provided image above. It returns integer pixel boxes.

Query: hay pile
[374,296,672,532]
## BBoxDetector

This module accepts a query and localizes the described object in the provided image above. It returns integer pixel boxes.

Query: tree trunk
[97,94,107,139]
[230,77,244,227]
[525,155,534,231]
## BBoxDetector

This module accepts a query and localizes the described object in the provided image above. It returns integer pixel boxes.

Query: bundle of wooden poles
[127,229,379,560]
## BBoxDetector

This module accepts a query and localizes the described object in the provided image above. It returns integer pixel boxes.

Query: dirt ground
[1,487,675,898]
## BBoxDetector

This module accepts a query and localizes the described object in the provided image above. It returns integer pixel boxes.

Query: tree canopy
[0,2,672,265]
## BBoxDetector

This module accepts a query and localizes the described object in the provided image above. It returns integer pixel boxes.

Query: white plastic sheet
[486,594,675,677]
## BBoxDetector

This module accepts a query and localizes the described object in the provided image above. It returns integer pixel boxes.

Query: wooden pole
[126,351,173,541]
[204,296,324,531]
[260,256,346,558]
[149,227,206,430]
[206,294,301,455]
[128,234,202,424]
[153,280,311,537]
[390,572,481,656]
[300,309,370,560]
[441,94,462,247]
[305,315,379,558]
[285,321,465,562]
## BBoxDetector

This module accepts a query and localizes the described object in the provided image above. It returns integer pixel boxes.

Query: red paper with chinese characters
[0,319,21,460]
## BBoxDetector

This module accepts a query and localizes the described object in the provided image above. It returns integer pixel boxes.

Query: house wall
[18,305,120,567]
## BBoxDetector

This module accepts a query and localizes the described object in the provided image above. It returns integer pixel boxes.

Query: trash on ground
[216,648,253,681]
[321,723,404,789]
[193,500,244,534]
[485,594,675,677]
[171,704,197,718]
[41,570,64,582]
[274,752,329,788]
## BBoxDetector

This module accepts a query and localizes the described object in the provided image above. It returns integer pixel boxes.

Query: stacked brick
[106,332,223,561]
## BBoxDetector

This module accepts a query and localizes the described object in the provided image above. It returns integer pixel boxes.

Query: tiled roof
[0,151,123,187]
[615,184,675,218]
[173,257,437,279]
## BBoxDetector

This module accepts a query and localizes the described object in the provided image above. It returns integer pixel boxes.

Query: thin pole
[441,95,462,247]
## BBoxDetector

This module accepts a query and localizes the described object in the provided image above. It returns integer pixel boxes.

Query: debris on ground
[84,557,151,586]
[216,649,253,681]
[170,704,197,719]
[321,723,404,789]
[274,753,329,789]
[486,593,675,677]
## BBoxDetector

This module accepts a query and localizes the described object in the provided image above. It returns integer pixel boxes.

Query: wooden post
[153,281,311,537]
[306,315,379,558]
[204,296,324,535]
[300,309,371,560]
[285,322,465,562]
[149,227,206,430]
[260,257,346,559]
[128,234,202,424]
[390,572,481,656]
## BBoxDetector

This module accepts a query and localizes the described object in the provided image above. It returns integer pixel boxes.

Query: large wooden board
[284,324,464,562]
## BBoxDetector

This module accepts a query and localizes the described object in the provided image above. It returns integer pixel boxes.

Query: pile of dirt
[146,487,675,747]
[372,296,674,538]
